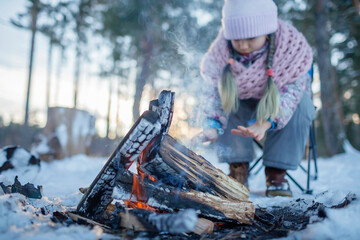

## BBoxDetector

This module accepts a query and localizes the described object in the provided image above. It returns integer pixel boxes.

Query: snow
[0,144,360,239]
[202,143,360,239]
[0,147,40,185]
[0,147,31,169]
[32,135,51,155]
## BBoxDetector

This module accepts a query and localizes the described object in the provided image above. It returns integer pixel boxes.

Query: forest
[0,0,359,157]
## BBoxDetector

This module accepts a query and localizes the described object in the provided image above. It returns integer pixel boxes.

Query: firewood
[113,168,254,224]
[179,191,254,225]
[144,91,249,201]
[158,134,250,201]
[76,89,254,228]
[77,110,162,219]
[140,134,250,201]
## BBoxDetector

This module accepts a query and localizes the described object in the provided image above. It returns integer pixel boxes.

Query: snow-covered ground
[0,142,359,240]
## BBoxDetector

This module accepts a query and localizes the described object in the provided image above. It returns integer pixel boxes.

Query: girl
[195,0,315,197]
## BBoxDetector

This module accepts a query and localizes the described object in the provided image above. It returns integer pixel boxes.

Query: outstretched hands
[190,120,271,146]
[231,120,271,141]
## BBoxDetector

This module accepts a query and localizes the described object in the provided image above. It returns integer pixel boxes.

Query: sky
[0,0,140,138]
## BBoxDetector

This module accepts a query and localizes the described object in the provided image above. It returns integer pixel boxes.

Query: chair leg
[310,121,318,180]
[306,147,312,193]
[249,155,263,173]
[249,139,264,176]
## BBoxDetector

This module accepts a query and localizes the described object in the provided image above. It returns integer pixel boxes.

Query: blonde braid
[219,41,238,113]
[256,33,282,122]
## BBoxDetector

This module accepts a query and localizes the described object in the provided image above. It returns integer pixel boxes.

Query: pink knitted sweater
[200,20,313,129]
[200,20,313,99]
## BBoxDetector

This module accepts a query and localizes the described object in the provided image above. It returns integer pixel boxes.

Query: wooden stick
[180,191,254,225]
[67,212,111,230]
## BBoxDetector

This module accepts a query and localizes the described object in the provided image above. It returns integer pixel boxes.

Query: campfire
[74,90,254,235]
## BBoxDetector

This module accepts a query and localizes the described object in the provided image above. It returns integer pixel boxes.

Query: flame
[137,141,158,182]
[125,173,158,212]
[124,139,158,212]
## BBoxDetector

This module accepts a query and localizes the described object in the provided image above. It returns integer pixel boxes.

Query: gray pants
[216,94,315,170]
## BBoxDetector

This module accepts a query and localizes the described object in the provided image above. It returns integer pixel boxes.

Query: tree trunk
[73,43,81,108]
[354,0,359,15]
[46,40,53,109]
[106,77,112,138]
[132,36,153,123]
[116,76,121,138]
[55,47,65,105]
[315,0,345,155]
[24,0,39,126]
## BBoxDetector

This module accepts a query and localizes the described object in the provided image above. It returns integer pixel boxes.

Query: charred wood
[149,90,175,134]
[113,169,254,224]
[77,111,162,219]
[0,176,42,199]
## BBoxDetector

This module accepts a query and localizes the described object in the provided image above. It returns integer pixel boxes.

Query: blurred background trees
[1,0,360,156]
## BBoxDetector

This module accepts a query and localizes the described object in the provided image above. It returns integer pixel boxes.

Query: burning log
[113,169,254,224]
[140,134,249,201]
[77,110,162,219]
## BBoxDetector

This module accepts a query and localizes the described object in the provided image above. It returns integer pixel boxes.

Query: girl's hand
[190,128,218,146]
[231,121,271,141]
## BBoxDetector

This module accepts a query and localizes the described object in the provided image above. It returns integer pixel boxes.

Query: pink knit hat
[222,0,278,40]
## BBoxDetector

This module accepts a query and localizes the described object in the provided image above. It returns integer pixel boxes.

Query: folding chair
[249,67,318,194]
[249,121,318,194]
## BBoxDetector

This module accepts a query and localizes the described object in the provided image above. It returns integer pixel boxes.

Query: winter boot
[265,167,292,197]
[229,162,249,187]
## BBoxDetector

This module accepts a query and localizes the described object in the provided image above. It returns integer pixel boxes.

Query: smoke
[164,16,216,130]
